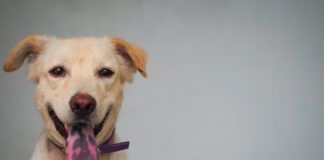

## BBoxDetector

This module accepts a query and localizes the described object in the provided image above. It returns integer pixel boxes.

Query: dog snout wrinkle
[70,93,96,117]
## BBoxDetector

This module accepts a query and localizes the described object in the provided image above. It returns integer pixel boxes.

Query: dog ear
[111,38,148,78]
[3,35,47,72]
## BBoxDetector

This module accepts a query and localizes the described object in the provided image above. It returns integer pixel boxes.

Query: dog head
[3,35,147,147]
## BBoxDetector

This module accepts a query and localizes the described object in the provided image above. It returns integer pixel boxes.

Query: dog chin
[48,107,109,139]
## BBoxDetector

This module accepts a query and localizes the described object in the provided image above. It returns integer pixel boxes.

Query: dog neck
[47,129,129,159]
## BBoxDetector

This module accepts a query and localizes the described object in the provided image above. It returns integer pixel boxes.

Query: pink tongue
[66,125,98,160]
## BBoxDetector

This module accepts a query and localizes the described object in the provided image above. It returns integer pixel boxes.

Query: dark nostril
[74,103,80,109]
[70,93,96,117]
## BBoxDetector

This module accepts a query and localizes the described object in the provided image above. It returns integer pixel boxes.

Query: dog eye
[98,68,114,78]
[49,66,66,77]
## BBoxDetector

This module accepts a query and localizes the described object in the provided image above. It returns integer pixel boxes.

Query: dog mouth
[48,107,109,139]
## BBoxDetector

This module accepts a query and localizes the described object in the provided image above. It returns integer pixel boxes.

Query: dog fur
[3,35,148,160]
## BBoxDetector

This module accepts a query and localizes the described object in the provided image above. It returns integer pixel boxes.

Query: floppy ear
[3,35,47,72]
[111,38,148,78]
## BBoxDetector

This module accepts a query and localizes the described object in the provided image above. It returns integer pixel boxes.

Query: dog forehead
[44,37,116,64]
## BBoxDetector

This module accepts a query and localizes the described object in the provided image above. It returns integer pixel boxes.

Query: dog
[3,35,148,160]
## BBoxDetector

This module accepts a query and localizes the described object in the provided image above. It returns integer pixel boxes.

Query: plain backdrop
[1,0,324,160]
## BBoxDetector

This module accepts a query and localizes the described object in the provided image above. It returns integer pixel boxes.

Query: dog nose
[70,93,96,117]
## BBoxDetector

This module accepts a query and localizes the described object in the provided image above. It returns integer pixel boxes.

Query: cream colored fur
[3,35,148,160]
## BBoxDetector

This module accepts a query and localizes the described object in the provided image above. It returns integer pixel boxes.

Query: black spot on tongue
[66,123,98,160]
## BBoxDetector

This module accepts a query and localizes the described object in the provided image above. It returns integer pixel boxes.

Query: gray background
[0,0,324,160]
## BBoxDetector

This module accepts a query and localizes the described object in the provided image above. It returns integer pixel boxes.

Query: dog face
[3,35,147,146]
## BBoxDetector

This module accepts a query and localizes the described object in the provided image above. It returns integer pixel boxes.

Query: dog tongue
[66,124,98,160]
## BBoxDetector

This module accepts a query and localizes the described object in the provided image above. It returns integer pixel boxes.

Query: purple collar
[98,129,130,153]
[51,129,130,154]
